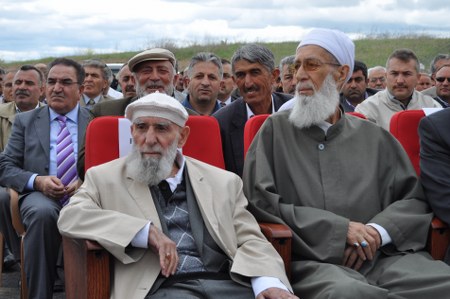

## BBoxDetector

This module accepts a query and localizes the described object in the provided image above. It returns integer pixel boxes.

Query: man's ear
[173,73,180,86]
[336,65,350,84]
[271,67,281,83]
[178,126,190,148]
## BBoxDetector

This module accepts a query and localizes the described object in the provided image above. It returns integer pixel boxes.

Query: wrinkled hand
[148,224,178,277]
[344,221,381,269]
[256,287,299,299]
[34,175,65,200]
[65,179,81,198]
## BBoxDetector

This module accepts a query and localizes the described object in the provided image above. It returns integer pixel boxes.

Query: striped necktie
[56,115,77,206]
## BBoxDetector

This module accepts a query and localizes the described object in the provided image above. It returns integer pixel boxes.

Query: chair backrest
[389,110,426,176]
[243,114,270,158]
[84,115,225,171]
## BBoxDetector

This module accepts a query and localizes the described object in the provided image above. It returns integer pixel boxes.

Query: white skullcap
[125,92,188,127]
[297,28,355,81]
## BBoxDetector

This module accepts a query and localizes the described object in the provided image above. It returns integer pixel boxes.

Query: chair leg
[0,232,4,287]
[20,237,27,299]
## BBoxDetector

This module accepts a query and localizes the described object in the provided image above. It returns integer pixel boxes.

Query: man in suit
[217,58,237,106]
[340,60,379,112]
[80,59,114,109]
[213,44,292,177]
[58,93,296,299]
[0,65,46,269]
[0,58,92,298]
[419,108,450,263]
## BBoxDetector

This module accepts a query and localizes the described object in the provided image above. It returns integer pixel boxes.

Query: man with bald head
[243,28,450,298]
[59,93,296,299]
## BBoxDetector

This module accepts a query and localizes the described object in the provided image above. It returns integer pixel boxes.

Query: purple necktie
[56,115,77,206]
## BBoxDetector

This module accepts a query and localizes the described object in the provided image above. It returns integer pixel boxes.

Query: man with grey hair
[58,92,297,299]
[422,54,450,98]
[355,48,440,130]
[182,52,223,115]
[244,28,450,299]
[90,48,195,118]
[213,44,292,176]
[279,55,297,95]
[80,59,114,109]
[103,64,123,99]
[367,66,387,90]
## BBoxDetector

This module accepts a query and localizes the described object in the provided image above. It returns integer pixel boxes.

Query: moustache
[125,85,135,92]
[15,90,30,97]
[243,86,259,93]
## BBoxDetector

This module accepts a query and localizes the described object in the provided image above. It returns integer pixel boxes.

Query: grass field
[2,36,449,73]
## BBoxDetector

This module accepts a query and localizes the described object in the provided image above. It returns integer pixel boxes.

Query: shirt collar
[49,103,80,123]
[15,102,40,113]
[165,149,185,192]
[245,95,275,120]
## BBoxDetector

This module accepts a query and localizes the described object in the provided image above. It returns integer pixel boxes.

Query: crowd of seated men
[0,29,450,299]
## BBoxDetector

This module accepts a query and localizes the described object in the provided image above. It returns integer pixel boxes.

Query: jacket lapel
[125,167,162,229]
[35,107,51,160]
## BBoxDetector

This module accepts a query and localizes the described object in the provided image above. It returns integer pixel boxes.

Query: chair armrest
[62,236,111,299]
[9,188,25,236]
[428,217,450,261]
[259,222,292,280]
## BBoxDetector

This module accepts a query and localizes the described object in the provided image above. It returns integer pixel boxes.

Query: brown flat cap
[128,48,176,72]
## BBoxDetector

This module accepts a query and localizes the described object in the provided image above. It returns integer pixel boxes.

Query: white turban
[297,28,355,82]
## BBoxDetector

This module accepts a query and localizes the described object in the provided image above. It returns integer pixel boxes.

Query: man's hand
[65,179,81,198]
[34,175,65,200]
[256,287,299,299]
[148,224,178,277]
[344,221,381,269]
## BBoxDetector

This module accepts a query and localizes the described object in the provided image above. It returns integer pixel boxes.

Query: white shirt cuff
[251,276,289,297]
[367,223,392,246]
[131,221,151,248]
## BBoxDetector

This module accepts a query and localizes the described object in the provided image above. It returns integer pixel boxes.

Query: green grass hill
[2,36,449,73]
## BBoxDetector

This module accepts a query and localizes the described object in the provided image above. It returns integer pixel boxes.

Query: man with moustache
[0,58,92,298]
[213,44,292,177]
[1,71,15,103]
[182,52,223,115]
[279,55,297,95]
[0,65,46,270]
[58,93,297,299]
[355,48,440,130]
[243,28,450,299]
[91,48,194,117]
[117,63,137,99]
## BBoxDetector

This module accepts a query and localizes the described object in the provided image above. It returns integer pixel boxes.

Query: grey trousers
[146,279,254,299]
[292,251,450,299]
[20,191,61,299]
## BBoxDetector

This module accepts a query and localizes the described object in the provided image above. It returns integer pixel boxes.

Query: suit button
[318,144,325,150]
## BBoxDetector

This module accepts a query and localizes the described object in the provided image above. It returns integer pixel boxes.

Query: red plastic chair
[389,110,449,260]
[243,114,270,158]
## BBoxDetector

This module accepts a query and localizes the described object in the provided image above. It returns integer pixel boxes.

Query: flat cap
[128,48,176,72]
[125,92,188,127]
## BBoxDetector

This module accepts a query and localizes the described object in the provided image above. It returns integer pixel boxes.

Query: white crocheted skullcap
[297,28,355,81]
[125,92,188,127]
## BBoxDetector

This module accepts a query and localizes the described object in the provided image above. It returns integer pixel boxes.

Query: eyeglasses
[293,58,341,72]
[369,77,386,83]
[435,77,450,83]
[47,78,80,86]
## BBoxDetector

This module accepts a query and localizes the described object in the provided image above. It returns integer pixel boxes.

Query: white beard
[126,136,179,186]
[289,74,340,129]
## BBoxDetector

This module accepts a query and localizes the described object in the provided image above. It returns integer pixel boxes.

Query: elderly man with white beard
[243,28,450,299]
[58,92,297,299]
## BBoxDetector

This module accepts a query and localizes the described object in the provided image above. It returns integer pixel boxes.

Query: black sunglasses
[435,77,450,83]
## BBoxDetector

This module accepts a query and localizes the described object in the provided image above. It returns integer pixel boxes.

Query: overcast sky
[1,0,449,62]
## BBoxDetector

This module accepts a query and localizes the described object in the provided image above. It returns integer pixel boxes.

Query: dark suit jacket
[213,92,292,177]
[419,108,450,261]
[0,106,92,192]
[340,87,379,112]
